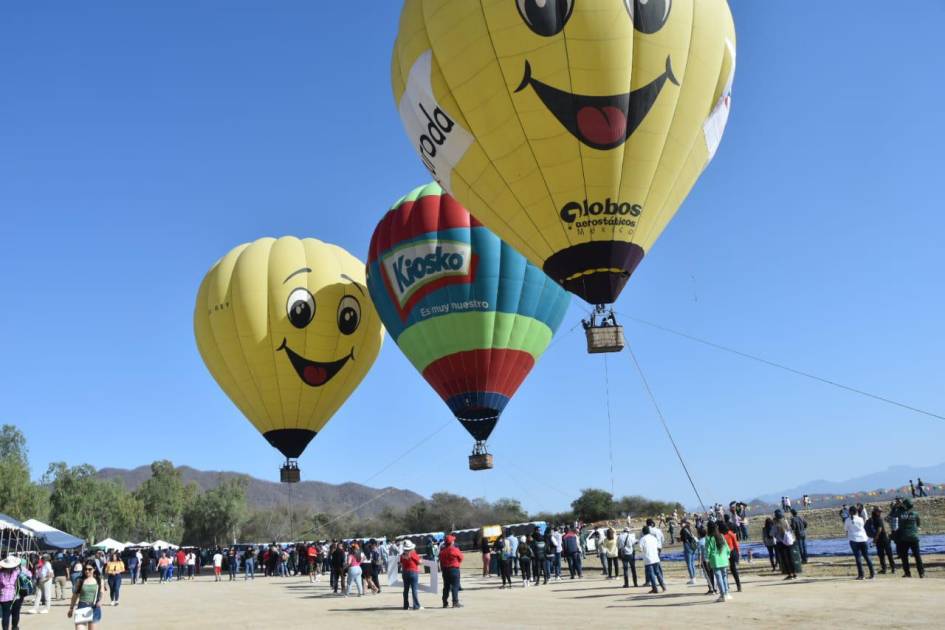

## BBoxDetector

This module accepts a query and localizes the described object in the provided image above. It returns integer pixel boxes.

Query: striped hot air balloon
[367,183,570,469]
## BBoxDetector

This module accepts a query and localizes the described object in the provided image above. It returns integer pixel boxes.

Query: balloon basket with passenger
[280,458,301,483]
[583,305,625,354]
[468,441,494,471]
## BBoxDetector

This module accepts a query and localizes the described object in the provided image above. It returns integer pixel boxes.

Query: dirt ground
[21,555,944,629]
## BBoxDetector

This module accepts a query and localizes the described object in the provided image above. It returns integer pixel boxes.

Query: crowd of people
[0,496,934,627]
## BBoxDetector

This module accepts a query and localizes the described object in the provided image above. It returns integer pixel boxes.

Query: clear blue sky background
[2,1,943,513]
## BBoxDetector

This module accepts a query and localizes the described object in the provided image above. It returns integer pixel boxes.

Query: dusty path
[22,557,944,629]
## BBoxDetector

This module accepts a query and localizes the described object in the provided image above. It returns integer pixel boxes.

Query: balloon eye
[626,0,671,34]
[286,288,315,329]
[337,296,361,336]
[516,0,574,37]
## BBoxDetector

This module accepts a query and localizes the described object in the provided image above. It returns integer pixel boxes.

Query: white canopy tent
[0,513,36,555]
[92,538,126,551]
[151,540,178,550]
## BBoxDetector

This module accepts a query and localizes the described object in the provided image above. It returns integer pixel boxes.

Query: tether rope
[626,340,708,514]
[626,316,945,423]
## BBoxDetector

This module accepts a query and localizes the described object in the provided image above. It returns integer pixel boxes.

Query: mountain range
[754,462,945,504]
[96,465,425,518]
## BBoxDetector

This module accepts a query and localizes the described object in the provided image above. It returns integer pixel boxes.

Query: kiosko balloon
[392,0,736,306]
[367,183,570,470]
[194,237,384,481]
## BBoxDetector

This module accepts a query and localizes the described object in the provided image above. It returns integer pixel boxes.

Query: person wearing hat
[894,499,924,578]
[438,535,464,608]
[399,540,423,610]
[1,555,28,630]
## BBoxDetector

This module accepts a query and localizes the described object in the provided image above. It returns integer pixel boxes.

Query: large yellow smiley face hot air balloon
[392,0,736,306]
[194,237,383,481]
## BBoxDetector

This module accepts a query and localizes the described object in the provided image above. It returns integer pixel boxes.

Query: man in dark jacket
[562,527,583,579]
[790,509,809,563]
[439,535,464,608]
[869,506,896,574]
[894,499,924,578]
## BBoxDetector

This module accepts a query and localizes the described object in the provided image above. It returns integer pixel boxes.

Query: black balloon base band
[543,241,645,305]
[264,428,317,459]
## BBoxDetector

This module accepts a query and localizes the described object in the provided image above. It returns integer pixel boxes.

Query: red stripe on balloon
[368,190,482,266]
[421,348,535,402]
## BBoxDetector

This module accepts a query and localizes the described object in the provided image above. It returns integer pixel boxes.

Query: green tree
[571,488,615,522]
[45,462,140,542]
[182,476,248,546]
[134,461,198,544]
[0,424,49,520]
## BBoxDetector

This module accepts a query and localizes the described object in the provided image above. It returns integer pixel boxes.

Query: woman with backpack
[68,561,104,629]
[1,555,30,630]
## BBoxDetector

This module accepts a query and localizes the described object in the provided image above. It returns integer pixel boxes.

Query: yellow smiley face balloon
[392,0,735,305]
[194,237,383,461]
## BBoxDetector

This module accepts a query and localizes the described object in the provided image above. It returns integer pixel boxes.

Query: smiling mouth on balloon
[514,56,678,150]
[277,339,353,387]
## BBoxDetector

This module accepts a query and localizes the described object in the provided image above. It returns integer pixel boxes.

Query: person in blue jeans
[680,520,698,584]
[562,527,583,579]
[400,540,422,610]
[243,550,255,580]
[844,510,875,580]
[639,526,666,594]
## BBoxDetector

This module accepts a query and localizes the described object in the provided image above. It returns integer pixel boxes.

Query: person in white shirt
[844,512,875,580]
[617,528,638,588]
[186,552,196,580]
[638,526,665,594]
[212,551,224,582]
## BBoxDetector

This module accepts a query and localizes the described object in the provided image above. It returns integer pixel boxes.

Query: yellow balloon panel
[194,237,384,459]
[393,0,736,304]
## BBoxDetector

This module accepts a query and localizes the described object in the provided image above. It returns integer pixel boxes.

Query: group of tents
[0,512,178,554]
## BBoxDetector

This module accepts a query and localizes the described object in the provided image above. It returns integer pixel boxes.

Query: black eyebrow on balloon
[340,274,365,295]
[283,267,312,284]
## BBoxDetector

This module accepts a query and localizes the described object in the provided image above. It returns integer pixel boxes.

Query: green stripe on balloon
[396,312,553,373]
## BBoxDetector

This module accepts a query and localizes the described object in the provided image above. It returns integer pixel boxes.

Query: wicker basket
[468,453,494,471]
[280,465,301,483]
[585,325,625,354]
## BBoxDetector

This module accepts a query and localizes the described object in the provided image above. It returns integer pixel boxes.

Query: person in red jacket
[400,540,423,610]
[721,523,742,593]
[438,535,464,608]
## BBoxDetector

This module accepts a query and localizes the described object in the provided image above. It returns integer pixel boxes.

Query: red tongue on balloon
[576,106,628,146]
[303,365,328,386]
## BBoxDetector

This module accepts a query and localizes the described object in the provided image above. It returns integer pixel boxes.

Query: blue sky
[2,1,943,513]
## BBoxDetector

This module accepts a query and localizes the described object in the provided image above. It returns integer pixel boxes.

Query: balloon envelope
[194,237,383,459]
[392,0,735,304]
[367,183,570,444]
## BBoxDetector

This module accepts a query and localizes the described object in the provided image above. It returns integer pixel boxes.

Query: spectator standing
[706,522,731,603]
[1,555,27,630]
[720,524,741,593]
[617,527,638,588]
[212,550,223,582]
[602,529,619,580]
[517,536,533,586]
[30,554,52,614]
[639,526,666,594]
[790,509,809,564]
[679,520,698,585]
[894,499,924,578]
[561,527,582,579]
[762,518,779,571]
[400,540,422,610]
[697,526,716,595]
[51,554,69,601]
[909,480,916,498]
[345,544,364,597]
[772,510,798,580]
[868,506,896,574]
[917,478,927,498]
[479,536,491,578]
[438,535,464,608]
[843,507,875,580]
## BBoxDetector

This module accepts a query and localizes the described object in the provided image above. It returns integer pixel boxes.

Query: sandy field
[20,555,944,629]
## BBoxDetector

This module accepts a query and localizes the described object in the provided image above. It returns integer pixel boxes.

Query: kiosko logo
[560,198,642,231]
[398,50,474,191]
[381,239,475,315]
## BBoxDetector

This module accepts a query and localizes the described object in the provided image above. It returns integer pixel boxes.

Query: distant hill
[752,462,945,507]
[97,465,425,518]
